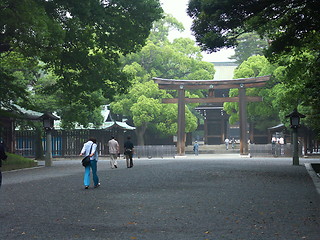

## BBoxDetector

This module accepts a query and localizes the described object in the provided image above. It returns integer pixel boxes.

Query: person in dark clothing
[124,136,134,168]
[0,141,8,188]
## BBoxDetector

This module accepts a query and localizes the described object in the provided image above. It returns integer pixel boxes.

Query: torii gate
[153,75,271,155]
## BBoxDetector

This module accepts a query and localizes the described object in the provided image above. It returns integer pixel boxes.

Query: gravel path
[1,155,319,240]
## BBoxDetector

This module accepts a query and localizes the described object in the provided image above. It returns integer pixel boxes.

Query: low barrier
[249,143,300,157]
[135,145,176,159]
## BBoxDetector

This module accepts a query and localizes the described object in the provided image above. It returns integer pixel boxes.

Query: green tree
[149,14,185,45]
[188,0,320,138]
[111,16,213,144]
[1,0,163,127]
[223,55,279,132]
[187,0,318,54]
[111,80,198,145]
[229,32,268,64]
[123,38,214,80]
[0,52,40,114]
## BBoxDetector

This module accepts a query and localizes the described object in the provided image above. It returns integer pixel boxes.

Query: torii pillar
[239,86,248,154]
[177,87,185,155]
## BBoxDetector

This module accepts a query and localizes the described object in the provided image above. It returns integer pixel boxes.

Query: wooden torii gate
[153,75,271,155]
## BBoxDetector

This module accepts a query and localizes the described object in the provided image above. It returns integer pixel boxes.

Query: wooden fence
[15,129,122,158]
[15,130,177,159]
[135,145,176,159]
[249,143,297,157]
[16,130,314,159]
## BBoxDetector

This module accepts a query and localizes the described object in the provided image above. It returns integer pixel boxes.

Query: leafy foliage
[0,52,38,114]
[0,0,163,127]
[188,0,320,138]
[187,0,319,54]
[223,55,279,131]
[229,32,268,64]
[111,16,213,144]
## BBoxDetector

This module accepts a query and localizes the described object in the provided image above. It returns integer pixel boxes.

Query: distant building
[212,62,238,80]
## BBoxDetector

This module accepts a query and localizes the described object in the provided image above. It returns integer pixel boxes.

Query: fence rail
[14,130,306,159]
[135,145,176,159]
[249,143,302,157]
[15,129,114,158]
[15,130,177,159]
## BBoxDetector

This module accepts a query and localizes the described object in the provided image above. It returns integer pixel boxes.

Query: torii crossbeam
[153,75,271,155]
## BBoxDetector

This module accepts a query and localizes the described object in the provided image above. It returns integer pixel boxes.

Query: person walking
[108,136,119,169]
[231,138,235,149]
[193,141,199,155]
[79,138,100,189]
[0,141,7,188]
[225,138,230,150]
[124,136,134,168]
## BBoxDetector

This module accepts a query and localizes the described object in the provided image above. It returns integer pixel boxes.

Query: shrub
[2,153,38,171]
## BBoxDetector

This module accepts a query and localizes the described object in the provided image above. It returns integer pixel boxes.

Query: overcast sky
[160,0,234,62]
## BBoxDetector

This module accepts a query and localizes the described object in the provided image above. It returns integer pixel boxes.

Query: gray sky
[160,0,234,62]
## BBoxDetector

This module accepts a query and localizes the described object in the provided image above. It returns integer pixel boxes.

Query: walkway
[1,155,319,240]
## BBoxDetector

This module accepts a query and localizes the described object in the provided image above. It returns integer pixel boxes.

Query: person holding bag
[79,138,100,189]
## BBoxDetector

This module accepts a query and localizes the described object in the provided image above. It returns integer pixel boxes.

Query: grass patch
[2,153,38,171]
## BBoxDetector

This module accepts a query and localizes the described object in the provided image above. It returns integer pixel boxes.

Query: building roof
[12,104,43,120]
[102,121,135,130]
[268,123,286,132]
[12,105,59,121]
[12,104,134,130]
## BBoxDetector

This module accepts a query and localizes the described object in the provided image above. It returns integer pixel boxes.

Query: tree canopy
[229,32,268,64]
[224,55,279,131]
[187,0,319,54]
[188,0,320,138]
[110,16,214,145]
[0,0,163,126]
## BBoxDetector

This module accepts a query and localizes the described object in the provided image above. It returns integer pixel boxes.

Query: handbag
[81,155,91,167]
[124,148,132,155]
[81,143,93,167]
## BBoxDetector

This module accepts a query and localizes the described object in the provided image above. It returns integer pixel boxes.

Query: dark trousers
[125,152,133,168]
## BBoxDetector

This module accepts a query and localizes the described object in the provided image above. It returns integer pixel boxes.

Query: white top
[80,140,98,161]
[108,139,119,154]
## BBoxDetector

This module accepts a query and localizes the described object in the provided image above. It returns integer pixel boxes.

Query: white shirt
[108,139,119,154]
[81,141,98,161]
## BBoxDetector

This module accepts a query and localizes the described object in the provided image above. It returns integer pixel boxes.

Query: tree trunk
[135,125,147,146]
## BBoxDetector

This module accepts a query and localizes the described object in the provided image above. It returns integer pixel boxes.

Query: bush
[2,153,38,171]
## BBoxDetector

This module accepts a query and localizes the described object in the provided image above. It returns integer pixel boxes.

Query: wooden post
[45,129,52,167]
[239,87,248,155]
[177,87,186,155]
[292,128,299,165]
[204,112,208,144]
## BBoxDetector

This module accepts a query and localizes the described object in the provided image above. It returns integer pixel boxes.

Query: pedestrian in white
[108,136,119,168]
[225,138,230,150]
